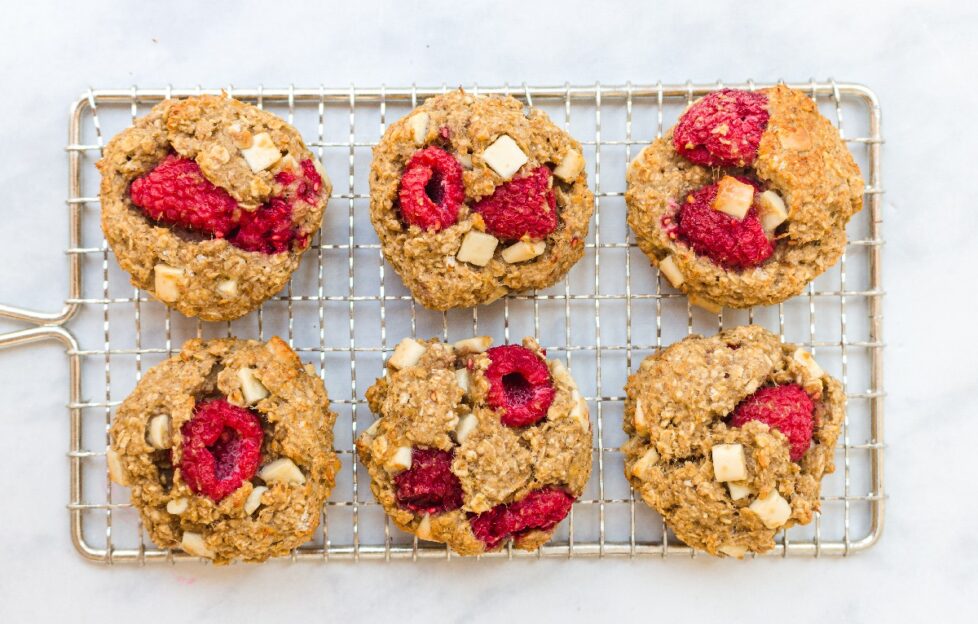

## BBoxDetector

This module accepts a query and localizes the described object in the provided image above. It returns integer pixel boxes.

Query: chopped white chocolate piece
[240,132,282,172]
[712,176,755,220]
[180,532,214,559]
[166,497,188,515]
[500,240,546,264]
[749,490,792,529]
[793,348,824,379]
[727,481,752,501]
[153,264,184,303]
[454,368,470,394]
[455,413,478,444]
[416,513,433,540]
[553,149,585,182]
[457,153,473,169]
[630,447,660,480]
[569,389,590,429]
[549,360,578,391]
[389,338,426,369]
[712,444,748,482]
[482,134,527,180]
[146,415,171,450]
[244,486,268,515]
[237,367,269,405]
[408,112,429,145]
[387,446,413,472]
[633,399,648,432]
[106,448,128,486]
[688,295,722,314]
[363,419,381,438]
[216,279,238,297]
[456,231,499,267]
[258,458,306,485]
[658,255,684,288]
[453,336,492,354]
[757,190,789,233]
[718,544,748,558]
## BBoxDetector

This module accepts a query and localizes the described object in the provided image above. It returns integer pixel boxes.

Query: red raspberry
[129,154,238,238]
[485,345,556,428]
[473,166,557,241]
[676,181,774,269]
[230,197,296,254]
[394,448,464,514]
[180,399,264,501]
[673,89,769,167]
[470,487,575,550]
[397,147,465,231]
[730,384,815,461]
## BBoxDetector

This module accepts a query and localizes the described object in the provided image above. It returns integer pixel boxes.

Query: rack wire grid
[0,80,884,563]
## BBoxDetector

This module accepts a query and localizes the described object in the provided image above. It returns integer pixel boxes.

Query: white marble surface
[1,0,976,621]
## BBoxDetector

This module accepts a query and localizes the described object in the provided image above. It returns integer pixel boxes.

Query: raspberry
[673,89,769,167]
[230,197,296,254]
[394,448,464,514]
[470,487,575,550]
[397,147,465,231]
[730,384,815,461]
[473,166,557,241]
[485,345,556,427]
[180,399,264,501]
[129,154,238,238]
[676,181,774,269]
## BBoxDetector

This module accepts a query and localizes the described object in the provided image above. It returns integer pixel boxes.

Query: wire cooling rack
[0,81,884,562]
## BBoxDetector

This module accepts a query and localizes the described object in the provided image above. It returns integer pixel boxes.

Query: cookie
[356,336,592,555]
[97,95,331,321]
[106,337,340,564]
[626,86,863,309]
[369,90,594,310]
[621,326,844,557]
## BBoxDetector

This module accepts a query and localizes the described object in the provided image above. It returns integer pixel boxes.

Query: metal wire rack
[0,80,884,562]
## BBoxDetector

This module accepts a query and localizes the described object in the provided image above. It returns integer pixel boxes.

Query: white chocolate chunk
[454,368,470,394]
[569,389,589,429]
[712,443,748,482]
[244,486,268,515]
[153,264,184,303]
[180,532,214,559]
[553,149,585,182]
[728,481,752,501]
[633,399,648,432]
[630,447,660,480]
[500,240,546,264]
[106,448,128,486]
[757,190,789,233]
[416,513,433,540]
[688,294,722,314]
[456,231,499,267]
[482,134,528,180]
[453,336,492,354]
[217,279,238,298]
[363,419,381,438]
[408,112,429,146]
[387,446,413,472]
[146,415,171,450]
[718,544,748,558]
[749,489,792,529]
[240,132,282,172]
[237,367,269,405]
[793,348,824,379]
[258,458,306,485]
[712,176,755,220]
[389,338,426,369]
[658,255,684,288]
[455,413,478,444]
[166,497,188,515]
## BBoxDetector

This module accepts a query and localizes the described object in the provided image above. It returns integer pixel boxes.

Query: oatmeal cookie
[106,337,340,564]
[97,95,331,321]
[369,90,594,310]
[621,326,845,557]
[356,335,592,555]
[626,86,863,309]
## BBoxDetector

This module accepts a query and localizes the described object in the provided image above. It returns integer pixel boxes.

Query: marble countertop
[0,1,975,621]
